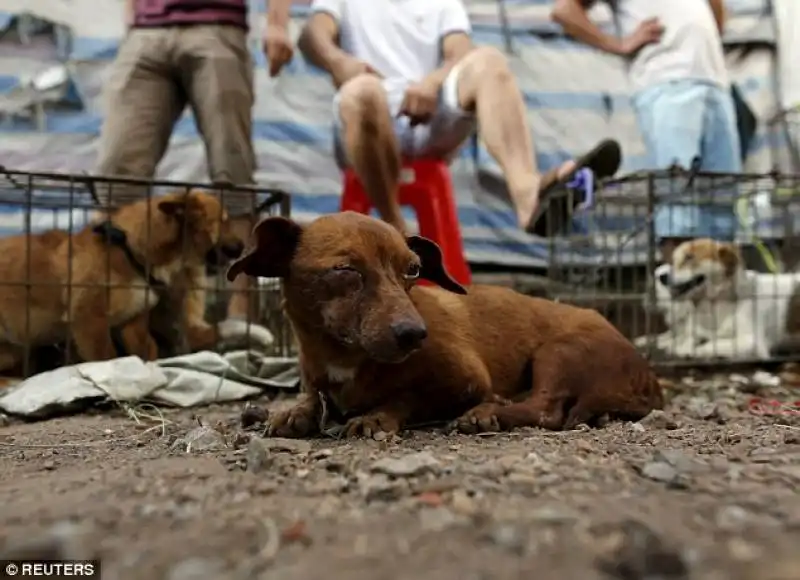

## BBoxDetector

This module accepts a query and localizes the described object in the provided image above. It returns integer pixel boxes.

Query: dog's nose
[390,320,428,351]
[222,241,245,259]
[657,272,671,287]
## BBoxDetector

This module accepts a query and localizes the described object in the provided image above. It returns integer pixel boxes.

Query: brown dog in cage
[0,189,267,376]
[226,211,663,438]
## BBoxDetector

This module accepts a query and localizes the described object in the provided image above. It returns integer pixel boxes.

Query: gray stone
[171,426,227,454]
[641,461,678,483]
[371,451,441,477]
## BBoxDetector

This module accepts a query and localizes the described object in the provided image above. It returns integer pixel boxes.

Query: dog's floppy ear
[226,216,302,281]
[406,235,467,295]
[717,243,741,277]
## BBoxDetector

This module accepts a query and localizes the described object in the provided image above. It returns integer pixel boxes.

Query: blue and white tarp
[0,0,793,268]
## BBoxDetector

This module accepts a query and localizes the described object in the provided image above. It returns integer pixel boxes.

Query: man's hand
[330,56,380,89]
[399,79,440,125]
[619,17,664,56]
[263,24,294,77]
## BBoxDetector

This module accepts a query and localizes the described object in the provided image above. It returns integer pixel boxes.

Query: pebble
[715,505,749,531]
[171,426,227,453]
[246,438,272,474]
[168,558,226,580]
[593,520,689,580]
[419,507,459,532]
[360,474,408,502]
[640,461,678,484]
[450,489,478,516]
[639,410,678,430]
[371,451,440,477]
[484,524,526,554]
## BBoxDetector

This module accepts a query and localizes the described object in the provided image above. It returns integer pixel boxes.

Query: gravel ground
[1,366,800,580]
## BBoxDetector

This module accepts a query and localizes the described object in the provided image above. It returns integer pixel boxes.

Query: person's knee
[462,47,513,84]
[456,46,514,109]
[338,75,389,128]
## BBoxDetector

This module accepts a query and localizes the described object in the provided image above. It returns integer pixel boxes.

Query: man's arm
[297,9,349,73]
[707,0,726,35]
[421,0,473,88]
[424,32,472,88]
[267,0,292,29]
[550,0,625,55]
[125,0,135,28]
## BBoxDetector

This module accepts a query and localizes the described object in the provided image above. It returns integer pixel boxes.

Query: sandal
[525,138,622,237]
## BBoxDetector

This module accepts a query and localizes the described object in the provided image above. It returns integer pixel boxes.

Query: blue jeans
[633,80,742,240]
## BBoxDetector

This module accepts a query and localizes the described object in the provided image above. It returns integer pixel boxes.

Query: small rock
[750,447,779,463]
[687,399,718,421]
[168,558,226,580]
[371,451,440,477]
[311,449,334,460]
[246,438,272,473]
[483,525,525,554]
[716,505,749,531]
[0,413,10,427]
[240,405,269,429]
[531,506,580,524]
[593,520,689,580]
[306,476,349,495]
[417,491,444,507]
[260,438,312,455]
[0,522,95,561]
[450,489,478,516]
[171,426,227,453]
[752,370,780,388]
[628,422,646,433]
[640,461,678,483]
[639,410,678,430]
[360,474,407,502]
[419,507,459,532]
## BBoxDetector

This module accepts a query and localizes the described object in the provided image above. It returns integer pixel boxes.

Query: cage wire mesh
[540,166,800,369]
[0,168,294,380]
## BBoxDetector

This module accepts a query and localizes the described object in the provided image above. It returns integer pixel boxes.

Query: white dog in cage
[636,238,800,360]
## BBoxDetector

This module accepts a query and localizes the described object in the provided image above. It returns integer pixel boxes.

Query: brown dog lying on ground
[0,189,272,374]
[227,211,663,438]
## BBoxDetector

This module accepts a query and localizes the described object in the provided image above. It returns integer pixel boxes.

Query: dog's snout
[390,320,428,351]
[222,240,245,259]
[657,271,671,287]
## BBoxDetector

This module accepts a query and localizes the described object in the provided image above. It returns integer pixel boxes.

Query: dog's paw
[342,412,401,439]
[217,318,275,349]
[450,403,501,434]
[267,405,318,438]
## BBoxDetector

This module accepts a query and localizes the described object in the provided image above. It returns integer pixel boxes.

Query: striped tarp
[0,0,791,268]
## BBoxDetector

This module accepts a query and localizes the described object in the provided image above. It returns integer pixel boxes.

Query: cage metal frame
[0,167,294,380]
[540,165,800,371]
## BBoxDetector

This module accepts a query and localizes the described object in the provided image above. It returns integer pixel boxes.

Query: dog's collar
[92,221,167,291]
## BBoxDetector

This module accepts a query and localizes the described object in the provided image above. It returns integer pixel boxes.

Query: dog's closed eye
[329,264,364,288]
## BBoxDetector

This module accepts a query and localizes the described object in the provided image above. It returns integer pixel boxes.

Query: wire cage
[539,165,800,369]
[0,168,294,381]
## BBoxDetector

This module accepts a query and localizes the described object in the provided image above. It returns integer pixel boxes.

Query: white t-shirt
[309,0,471,85]
[611,0,729,91]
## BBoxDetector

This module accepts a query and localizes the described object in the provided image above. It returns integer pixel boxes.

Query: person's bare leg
[338,74,406,233]
[453,46,576,229]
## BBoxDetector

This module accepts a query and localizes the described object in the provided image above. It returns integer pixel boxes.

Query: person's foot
[513,160,577,230]
[523,139,622,237]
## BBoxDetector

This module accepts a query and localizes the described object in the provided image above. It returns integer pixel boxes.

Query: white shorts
[332,62,476,167]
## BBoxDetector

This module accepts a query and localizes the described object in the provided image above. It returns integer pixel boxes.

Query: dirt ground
[1,367,800,580]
